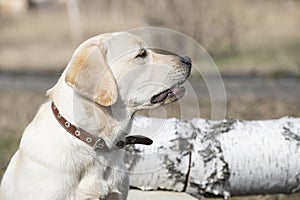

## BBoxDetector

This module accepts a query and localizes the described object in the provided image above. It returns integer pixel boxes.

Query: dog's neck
[48,73,132,149]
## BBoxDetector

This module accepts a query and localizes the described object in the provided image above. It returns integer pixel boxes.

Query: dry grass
[1,1,300,75]
[0,6,74,71]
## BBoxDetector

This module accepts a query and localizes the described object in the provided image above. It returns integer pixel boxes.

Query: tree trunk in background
[125,117,300,199]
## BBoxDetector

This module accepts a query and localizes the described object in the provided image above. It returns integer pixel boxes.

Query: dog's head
[65,32,191,112]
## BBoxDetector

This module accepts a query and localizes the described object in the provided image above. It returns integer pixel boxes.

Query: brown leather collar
[51,102,152,151]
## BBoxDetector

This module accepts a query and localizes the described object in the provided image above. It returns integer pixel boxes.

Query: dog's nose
[180,56,192,67]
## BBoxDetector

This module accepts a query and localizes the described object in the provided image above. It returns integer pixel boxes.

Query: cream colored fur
[0,32,190,200]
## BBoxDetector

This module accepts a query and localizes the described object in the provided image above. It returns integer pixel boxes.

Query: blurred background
[0,0,299,199]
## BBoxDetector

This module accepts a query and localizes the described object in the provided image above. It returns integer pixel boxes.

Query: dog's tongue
[150,89,171,104]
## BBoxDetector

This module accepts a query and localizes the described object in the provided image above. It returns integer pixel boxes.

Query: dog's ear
[65,42,118,106]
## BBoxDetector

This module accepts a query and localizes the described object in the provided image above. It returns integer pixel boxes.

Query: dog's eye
[135,49,147,58]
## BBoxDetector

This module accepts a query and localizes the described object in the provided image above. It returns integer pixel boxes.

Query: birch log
[124,116,300,199]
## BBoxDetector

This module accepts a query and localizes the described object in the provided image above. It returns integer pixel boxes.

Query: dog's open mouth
[150,84,186,104]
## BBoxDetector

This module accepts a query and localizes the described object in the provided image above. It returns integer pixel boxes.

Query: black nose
[180,56,192,67]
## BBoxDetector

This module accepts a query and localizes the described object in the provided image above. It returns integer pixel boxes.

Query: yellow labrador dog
[0,32,191,200]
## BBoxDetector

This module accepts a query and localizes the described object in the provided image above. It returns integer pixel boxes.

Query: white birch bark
[124,116,300,199]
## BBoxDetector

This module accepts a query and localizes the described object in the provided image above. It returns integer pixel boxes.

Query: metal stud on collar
[75,130,81,136]
[86,137,92,143]
[65,121,70,128]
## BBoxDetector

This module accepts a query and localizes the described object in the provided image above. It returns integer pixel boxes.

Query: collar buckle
[94,138,107,151]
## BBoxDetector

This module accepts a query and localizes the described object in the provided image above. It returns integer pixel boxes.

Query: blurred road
[0,72,299,101]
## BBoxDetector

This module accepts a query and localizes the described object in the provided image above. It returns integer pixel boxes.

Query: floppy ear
[65,43,118,106]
